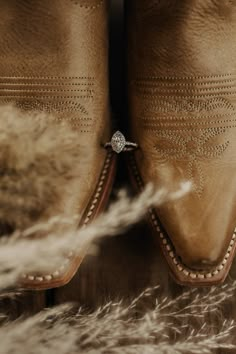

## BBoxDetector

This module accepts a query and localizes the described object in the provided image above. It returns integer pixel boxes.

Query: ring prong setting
[111,131,126,154]
[104,131,138,153]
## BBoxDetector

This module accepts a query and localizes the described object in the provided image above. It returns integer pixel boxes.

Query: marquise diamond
[111,131,126,154]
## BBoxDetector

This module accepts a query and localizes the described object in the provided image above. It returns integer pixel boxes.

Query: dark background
[109,0,126,132]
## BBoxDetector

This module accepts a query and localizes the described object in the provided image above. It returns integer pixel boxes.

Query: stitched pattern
[69,0,104,10]
[133,76,236,99]
[141,97,235,116]
[133,73,236,81]
[154,128,229,196]
[0,76,96,132]
[135,79,236,87]
[0,76,95,79]
[142,121,236,128]
[132,75,236,196]
[22,150,113,286]
[135,87,236,97]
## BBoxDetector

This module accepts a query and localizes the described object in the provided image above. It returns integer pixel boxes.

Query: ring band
[104,131,139,154]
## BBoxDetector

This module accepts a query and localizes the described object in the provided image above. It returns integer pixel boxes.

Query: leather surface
[0,0,111,286]
[0,0,110,217]
[127,0,236,280]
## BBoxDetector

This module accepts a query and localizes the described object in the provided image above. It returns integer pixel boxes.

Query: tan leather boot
[127,0,236,285]
[0,0,116,289]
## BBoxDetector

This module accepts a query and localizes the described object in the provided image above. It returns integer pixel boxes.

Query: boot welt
[20,151,116,290]
[128,153,236,286]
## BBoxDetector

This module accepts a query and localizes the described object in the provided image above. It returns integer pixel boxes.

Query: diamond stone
[111,131,126,153]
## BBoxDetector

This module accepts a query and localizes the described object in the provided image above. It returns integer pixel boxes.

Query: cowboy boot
[127,0,236,285]
[0,0,116,289]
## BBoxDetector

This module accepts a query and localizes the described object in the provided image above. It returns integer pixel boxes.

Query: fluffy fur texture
[0,284,236,354]
[0,105,85,232]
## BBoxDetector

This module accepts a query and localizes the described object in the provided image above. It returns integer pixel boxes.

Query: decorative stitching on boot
[0,76,97,132]
[132,76,236,197]
[129,154,236,282]
[133,73,236,81]
[22,150,113,285]
[153,128,229,197]
[70,0,104,10]
[140,98,235,115]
